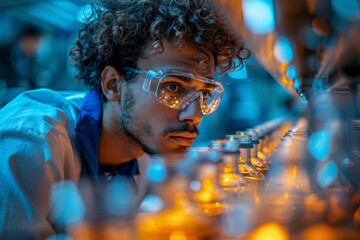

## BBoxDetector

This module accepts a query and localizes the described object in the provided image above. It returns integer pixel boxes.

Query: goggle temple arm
[142,70,160,95]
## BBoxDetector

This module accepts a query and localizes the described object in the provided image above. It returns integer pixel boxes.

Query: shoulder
[0,88,84,174]
[0,88,84,179]
[0,90,83,232]
[0,88,85,135]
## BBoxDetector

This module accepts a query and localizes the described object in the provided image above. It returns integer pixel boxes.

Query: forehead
[161,73,218,90]
[137,40,216,79]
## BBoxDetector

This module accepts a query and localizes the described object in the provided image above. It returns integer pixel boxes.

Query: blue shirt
[75,89,139,184]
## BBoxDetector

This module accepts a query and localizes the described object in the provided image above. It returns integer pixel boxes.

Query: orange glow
[135,207,218,240]
[281,75,289,86]
[169,231,188,240]
[280,62,287,73]
[290,165,297,179]
[354,206,360,227]
[248,222,290,240]
[301,224,336,240]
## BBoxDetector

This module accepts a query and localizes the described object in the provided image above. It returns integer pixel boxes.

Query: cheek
[131,86,179,132]
[137,100,178,133]
[133,96,157,117]
[134,89,175,118]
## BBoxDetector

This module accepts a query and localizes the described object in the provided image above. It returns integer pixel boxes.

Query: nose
[178,97,204,123]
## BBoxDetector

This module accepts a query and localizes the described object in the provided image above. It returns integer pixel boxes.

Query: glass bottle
[186,147,226,218]
[62,177,138,240]
[208,139,255,206]
[252,127,271,165]
[347,120,360,202]
[351,120,360,228]
[226,133,265,204]
[209,139,256,238]
[260,136,327,233]
[311,127,357,225]
[308,89,359,225]
[227,133,265,180]
[135,155,219,240]
[245,128,270,175]
[253,127,272,161]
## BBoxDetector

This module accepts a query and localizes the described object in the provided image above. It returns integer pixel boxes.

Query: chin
[169,146,189,154]
[151,146,189,157]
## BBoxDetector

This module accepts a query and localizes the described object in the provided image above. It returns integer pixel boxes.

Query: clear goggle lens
[141,69,223,115]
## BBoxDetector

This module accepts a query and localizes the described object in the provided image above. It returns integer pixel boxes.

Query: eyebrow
[168,75,217,90]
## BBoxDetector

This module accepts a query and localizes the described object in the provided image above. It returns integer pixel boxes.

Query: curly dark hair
[70,0,250,89]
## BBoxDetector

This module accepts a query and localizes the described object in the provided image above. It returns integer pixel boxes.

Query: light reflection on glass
[242,0,275,35]
[138,194,163,213]
[51,181,85,226]
[147,157,167,183]
[105,176,137,216]
[274,37,294,63]
[286,65,297,79]
[308,130,331,161]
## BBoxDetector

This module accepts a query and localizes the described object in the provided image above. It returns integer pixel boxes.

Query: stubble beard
[119,88,198,156]
[118,88,159,155]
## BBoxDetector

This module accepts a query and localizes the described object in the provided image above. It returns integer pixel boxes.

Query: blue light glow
[232,101,261,121]
[187,147,220,163]
[343,158,351,166]
[139,194,163,212]
[242,0,275,35]
[77,4,103,23]
[274,37,294,63]
[222,204,254,237]
[228,59,248,79]
[26,2,78,32]
[293,78,301,89]
[317,161,338,188]
[190,180,201,191]
[105,176,136,216]
[46,234,72,240]
[308,130,331,161]
[51,181,85,225]
[331,0,360,20]
[147,157,166,182]
[286,65,297,79]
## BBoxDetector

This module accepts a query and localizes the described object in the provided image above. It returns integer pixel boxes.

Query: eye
[201,90,211,99]
[163,82,183,93]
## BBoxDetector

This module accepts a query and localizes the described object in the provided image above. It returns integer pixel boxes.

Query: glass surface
[124,67,224,114]
[136,154,220,239]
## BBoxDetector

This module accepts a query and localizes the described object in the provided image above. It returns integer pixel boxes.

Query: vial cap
[225,134,253,148]
[209,139,240,153]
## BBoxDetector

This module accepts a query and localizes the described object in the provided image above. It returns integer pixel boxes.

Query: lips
[169,132,198,146]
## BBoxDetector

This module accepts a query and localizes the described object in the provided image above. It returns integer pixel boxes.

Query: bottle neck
[253,144,259,157]
[239,148,251,162]
[259,138,265,151]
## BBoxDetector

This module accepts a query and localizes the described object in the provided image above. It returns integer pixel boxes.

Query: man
[0,25,44,106]
[0,0,249,238]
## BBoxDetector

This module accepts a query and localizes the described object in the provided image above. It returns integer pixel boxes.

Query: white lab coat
[0,89,83,238]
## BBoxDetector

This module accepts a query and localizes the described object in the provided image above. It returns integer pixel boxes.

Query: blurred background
[0,0,300,143]
[0,0,88,105]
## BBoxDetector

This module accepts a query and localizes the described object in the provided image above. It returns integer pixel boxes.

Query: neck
[99,103,144,166]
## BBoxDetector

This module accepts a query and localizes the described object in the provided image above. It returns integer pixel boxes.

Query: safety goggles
[124,67,224,115]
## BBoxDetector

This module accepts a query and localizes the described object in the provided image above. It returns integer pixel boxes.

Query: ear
[101,65,122,102]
